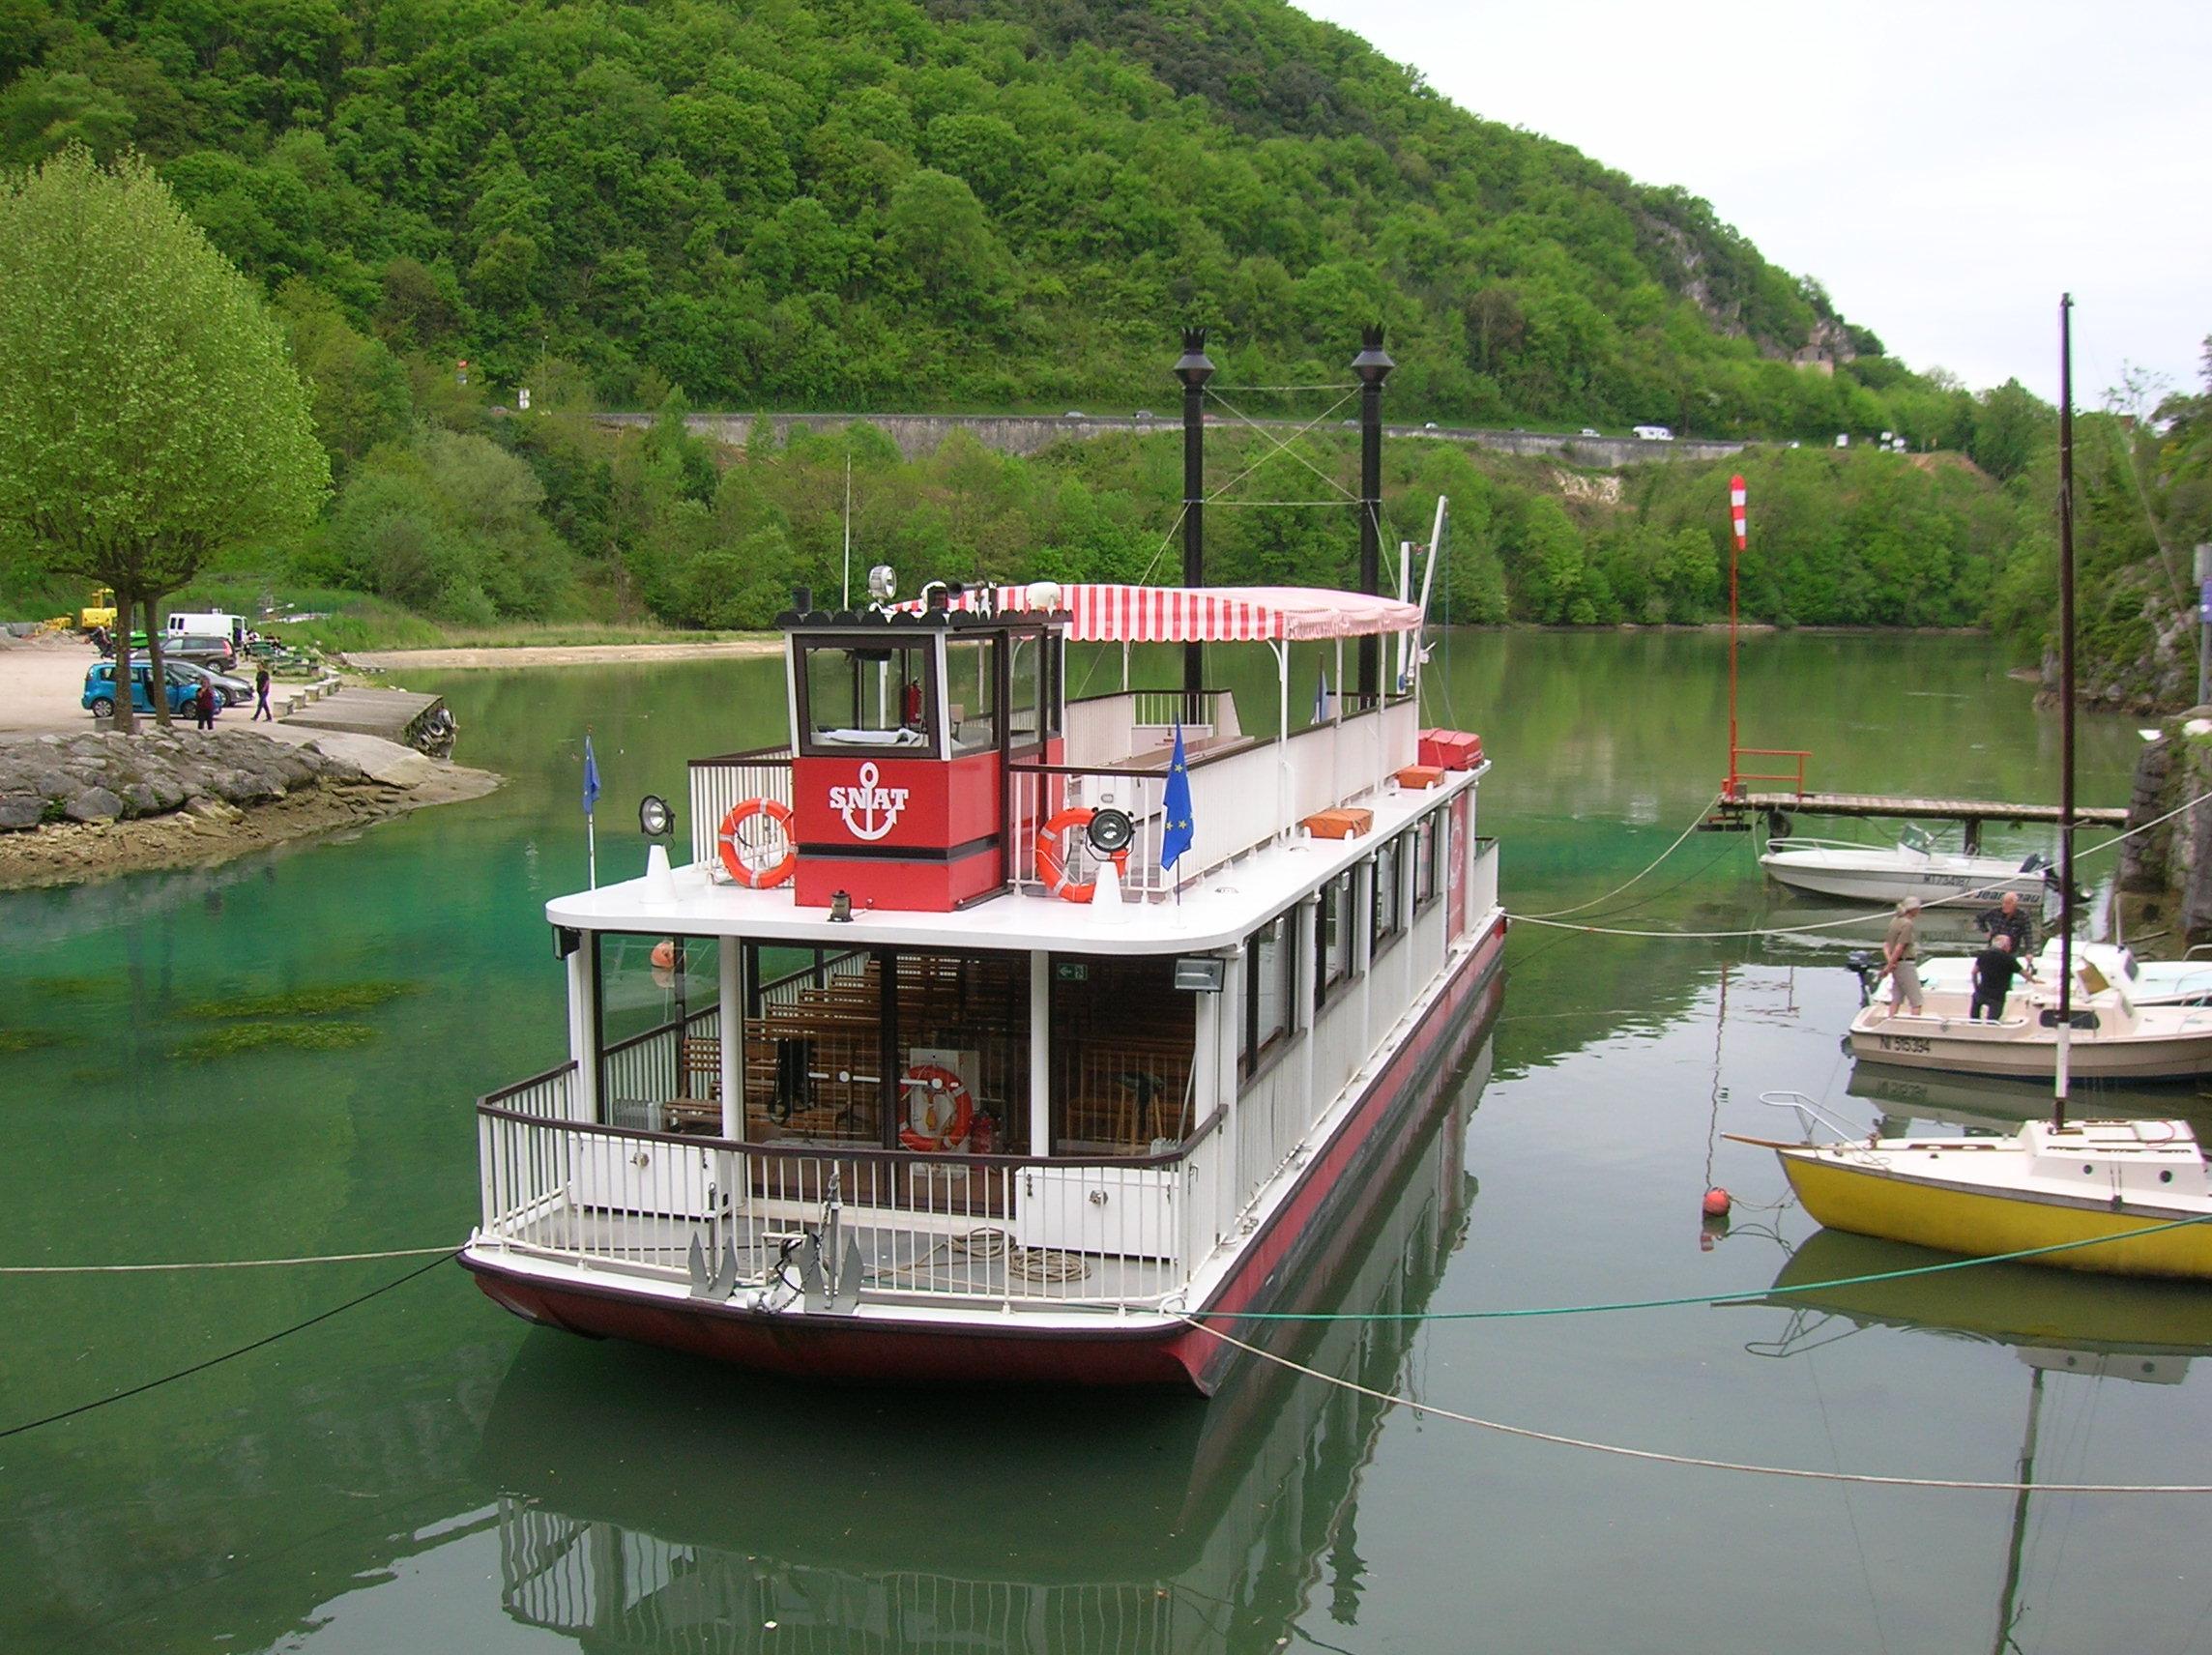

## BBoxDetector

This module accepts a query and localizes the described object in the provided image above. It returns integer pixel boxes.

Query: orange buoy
[1701,1187,1732,1217]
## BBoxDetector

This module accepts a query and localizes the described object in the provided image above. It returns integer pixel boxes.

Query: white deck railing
[477,1097,1214,1310]
[689,749,793,876]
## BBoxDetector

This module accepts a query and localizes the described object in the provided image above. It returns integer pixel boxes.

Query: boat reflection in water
[478,1007,1498,1654]
[1750,1227,2212,1650]
[1846,1060,2212,1138]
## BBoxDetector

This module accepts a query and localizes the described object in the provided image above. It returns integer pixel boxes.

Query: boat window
[1243,910,1295,1076]
[1371,835,1404,953]
[1412,811,1441,913]
[944,634,1001,755]
[1052,955,1195,1152]
[593,933,722,1133]
[1007,633,1044,752]
[797,639,936,756]
[740,944,1031,1153]
[1315,868,1355,1010]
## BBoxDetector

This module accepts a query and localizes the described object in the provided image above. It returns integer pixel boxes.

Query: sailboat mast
[1988,1365,2046,1655]
[2055,293,2077,1128]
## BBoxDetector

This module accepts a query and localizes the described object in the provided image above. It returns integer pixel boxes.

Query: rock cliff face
[0,729,363,832]
[2118,715,2212,944]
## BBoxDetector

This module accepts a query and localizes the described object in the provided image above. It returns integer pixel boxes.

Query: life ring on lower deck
[898,1062,975,1152]
[717,798,796,887]
[1035,808,1129,904]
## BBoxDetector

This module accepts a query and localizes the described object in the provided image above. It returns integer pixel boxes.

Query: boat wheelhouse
[461,578,1504,1391]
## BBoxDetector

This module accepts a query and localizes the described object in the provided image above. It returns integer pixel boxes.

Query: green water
[5,629,2204,1655]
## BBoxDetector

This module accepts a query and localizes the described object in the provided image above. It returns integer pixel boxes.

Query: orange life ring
[898,1062,975,1152]
[717,798,796,887]
[1035,807,1129,904]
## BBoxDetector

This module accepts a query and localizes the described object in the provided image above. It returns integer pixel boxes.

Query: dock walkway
[1741,790,2127,851]
[283,688,450,751]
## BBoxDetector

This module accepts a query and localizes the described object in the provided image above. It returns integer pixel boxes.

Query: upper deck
[556,580,1483,949]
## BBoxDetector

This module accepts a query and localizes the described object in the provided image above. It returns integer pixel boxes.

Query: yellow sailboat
[1751,297,2212,1285]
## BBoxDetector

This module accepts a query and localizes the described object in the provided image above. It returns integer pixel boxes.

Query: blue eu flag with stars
[582,734,600,816]
[1161,723,1194,872]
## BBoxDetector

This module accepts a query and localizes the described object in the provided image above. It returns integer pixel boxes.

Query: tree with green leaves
[0,146,327,730]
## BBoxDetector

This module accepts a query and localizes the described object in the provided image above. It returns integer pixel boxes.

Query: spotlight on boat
[866,565,897,606]
[1173,956,1226,992]
[1087,808,1135,856]
[637,793,674,840]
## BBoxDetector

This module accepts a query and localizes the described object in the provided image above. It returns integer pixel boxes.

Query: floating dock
[1736,790,2127,851]
[283,688,451,752]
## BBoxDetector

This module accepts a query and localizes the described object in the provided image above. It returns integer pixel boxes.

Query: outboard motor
[1845,948,1884,1005]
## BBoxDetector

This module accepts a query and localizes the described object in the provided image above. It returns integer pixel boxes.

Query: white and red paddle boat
[463,319,1504,1392]
[459,573,1501,1391]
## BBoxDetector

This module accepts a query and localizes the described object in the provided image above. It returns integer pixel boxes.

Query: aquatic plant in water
[172,1022,379,1060]
[179,982,417,1019]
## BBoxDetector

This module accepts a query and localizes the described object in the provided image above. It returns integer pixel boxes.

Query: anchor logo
[828,762,910,841]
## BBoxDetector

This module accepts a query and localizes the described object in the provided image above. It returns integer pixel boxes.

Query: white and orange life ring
[716,798,796,887]
[898,1062,975,1152]
[1034,807,1128,904]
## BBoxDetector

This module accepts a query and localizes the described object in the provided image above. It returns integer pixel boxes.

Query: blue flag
[1160,723,1194,872]
[1313,666,1330,725]
[582,734,600,816]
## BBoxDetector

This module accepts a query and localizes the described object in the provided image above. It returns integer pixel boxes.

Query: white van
[1631,425,1674,441]
[167,611,247,646]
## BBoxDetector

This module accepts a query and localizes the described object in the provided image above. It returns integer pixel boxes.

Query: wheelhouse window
[1315,868,1355,1010]
[797,638,936,757]
[1371,835,1404,954]
[1006,630,1059,754]
[1242,910,1295,1076]
[943,633,1002,754]
[1412,811,1441,912]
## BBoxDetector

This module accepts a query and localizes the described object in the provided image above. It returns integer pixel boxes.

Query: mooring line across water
[0,1253,453,1442]
[0,1244,458,1274]
[1180,1319,2212,1494]
[1181,1210,2212,1322]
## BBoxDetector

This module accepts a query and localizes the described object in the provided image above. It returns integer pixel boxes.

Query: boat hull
[1778,1152,2212,1280]
[1760,850,2041,906]
[464,915,1508,1392]
[1849,1019,2212,1082]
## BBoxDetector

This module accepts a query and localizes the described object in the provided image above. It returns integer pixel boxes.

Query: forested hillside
[5,0,1969,438]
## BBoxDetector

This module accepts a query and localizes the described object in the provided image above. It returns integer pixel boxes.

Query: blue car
[83,660,205,719]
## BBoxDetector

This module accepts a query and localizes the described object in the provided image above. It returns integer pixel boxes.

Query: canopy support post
[1273,639,1291,841]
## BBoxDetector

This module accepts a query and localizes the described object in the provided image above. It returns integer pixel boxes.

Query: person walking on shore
[1880,897,1924,1019]
[252,665,273,721]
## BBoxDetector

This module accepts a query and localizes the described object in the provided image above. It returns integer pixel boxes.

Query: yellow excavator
[79,588,117,630]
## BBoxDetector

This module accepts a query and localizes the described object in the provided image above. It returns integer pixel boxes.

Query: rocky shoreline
[0,726,500,889]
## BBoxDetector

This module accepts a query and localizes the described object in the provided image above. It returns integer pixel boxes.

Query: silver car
[164,659,254,709]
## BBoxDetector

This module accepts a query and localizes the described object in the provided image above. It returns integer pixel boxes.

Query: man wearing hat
[1880,897,1924,1018]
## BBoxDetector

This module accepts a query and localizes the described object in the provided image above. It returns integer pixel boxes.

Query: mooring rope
[1521,790,1727,919]
[1180,1319,2212,1494]
[0,1244,458,1274]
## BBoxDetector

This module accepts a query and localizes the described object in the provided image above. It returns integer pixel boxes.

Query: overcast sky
[1293,0,2209,405]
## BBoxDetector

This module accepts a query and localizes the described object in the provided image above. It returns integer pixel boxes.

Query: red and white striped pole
[1727,475,1747,799]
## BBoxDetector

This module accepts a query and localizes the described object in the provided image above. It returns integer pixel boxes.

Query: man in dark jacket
[1971,933,2028,1021]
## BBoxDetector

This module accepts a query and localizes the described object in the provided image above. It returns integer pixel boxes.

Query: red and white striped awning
[897,584,1422,643]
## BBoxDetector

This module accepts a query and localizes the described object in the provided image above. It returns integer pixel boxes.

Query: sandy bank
[349,638,780,670]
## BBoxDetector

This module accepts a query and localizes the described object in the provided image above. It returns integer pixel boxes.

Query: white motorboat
[1848,964,2212,1082]
[1913,942,2212,1008]
[1760,826,2050,906]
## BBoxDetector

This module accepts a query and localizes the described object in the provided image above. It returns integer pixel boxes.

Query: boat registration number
[1877,1034,1933,1055]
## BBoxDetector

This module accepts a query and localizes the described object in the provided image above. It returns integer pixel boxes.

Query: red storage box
[1302,807,1375,840]
[1395,765,1446,790]
[1418,728,1484,770]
